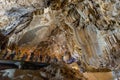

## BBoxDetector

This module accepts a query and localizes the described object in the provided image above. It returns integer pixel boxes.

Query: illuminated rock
[0,0,120,79]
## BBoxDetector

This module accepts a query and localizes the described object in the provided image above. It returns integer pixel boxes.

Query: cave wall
[0,0,120,69]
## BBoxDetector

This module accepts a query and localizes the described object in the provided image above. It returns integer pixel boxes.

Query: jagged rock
[0,0,120,80]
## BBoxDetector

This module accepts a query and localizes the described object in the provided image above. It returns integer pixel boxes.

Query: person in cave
[79,66,86,73]
[39,55,43,62]
[62,51,76,64]
[29,51,34,61]
[53,57,58,63]
[67,57,76,64]
[34,55,39,62]
[9,50,16,60]
[2,49,8,59]
[44,55,51,63]
[17,50,21,59]
[47,55,51,63]
[21,52,28,61]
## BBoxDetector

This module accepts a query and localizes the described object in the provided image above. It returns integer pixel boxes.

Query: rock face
[0,0,120,80]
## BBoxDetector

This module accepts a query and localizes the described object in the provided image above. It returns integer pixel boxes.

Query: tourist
[67,57,76,64]
[53,57,58,63]
[77,60,81,66]
[2,49,8,59]
[21,52,28,61]
[80,66,85,73]
[34,55,39,62]
[29,51,34,61]
[9,50,16,60]
[17,50,21,59]
[44,55,51,63]
[39,55,43,62]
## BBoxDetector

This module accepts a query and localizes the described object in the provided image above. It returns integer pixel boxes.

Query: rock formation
[0,0,120,80]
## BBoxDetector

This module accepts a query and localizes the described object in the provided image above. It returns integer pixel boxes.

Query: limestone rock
[0,0,120,80]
